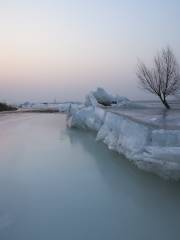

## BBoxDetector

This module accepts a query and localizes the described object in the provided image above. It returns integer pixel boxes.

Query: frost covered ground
[109,107,180,130]
[19,102,83,113]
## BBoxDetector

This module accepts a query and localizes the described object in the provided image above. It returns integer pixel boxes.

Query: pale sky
[0,0,180,103]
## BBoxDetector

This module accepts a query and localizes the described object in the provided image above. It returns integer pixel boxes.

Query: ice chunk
[93,88,115,106]
[67,106,106,131]
[85,88,130,107]
[84,91,98,107]
[97,112,150,158]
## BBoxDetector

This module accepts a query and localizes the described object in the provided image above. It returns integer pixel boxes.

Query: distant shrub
[0,102,17,112]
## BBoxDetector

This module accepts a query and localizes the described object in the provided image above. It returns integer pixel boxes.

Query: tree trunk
[159,96,170,109]
[163,99,170,109]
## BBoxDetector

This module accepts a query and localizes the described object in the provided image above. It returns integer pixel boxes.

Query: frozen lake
[0,113,180,240]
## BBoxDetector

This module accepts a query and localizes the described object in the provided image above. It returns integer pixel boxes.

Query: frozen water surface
[0,113,180,240]
[105,100,180,129]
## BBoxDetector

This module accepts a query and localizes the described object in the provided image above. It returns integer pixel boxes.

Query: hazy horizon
[0,0,180,103]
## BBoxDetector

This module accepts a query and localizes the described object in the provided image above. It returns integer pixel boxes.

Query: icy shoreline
[66,88,180,180]
[18,88,180,179]
[67,105,180,180]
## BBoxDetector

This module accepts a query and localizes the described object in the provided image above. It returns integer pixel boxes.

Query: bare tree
[137,47,180,109]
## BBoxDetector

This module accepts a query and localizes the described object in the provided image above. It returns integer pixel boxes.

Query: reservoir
[0,113,180,240]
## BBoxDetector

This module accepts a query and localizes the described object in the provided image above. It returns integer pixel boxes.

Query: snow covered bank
[20,102,83,113]
[67,88,180,180]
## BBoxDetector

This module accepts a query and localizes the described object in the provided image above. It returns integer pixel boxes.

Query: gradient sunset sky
[0,0,180,102]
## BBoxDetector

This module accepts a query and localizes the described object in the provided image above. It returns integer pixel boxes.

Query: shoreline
[2,100,180,180]
[67,105,180,180]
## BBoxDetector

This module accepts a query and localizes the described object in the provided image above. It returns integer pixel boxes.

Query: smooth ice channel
[0,113,180,240]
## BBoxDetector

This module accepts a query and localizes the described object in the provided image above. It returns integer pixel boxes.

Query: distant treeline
[0,102,17,112]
